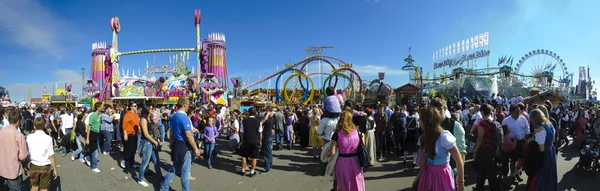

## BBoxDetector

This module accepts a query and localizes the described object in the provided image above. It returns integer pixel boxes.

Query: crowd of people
[1,87,599,190]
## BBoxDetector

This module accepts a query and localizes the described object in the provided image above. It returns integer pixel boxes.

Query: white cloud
[3,69,86,102]
[352,65,407,76]
[0,0,80,59]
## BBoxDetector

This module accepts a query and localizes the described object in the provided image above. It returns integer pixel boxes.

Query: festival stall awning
[523,91,564,105]
[111,96,165,100]
[394,83,420,96]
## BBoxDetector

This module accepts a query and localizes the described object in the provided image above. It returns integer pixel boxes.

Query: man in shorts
[239,108,263,177]
[27,118,58,191]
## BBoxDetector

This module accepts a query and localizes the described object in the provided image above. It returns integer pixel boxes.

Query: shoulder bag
[356,130,373,168]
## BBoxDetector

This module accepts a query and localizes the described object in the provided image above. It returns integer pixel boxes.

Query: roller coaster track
[239,56,349,90]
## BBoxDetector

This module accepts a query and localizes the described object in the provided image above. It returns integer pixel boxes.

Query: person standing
[0,110,29,190]
[26,118,58,191]
[390,105,407,159]
[122,103,140,169]
[239,108,263,177]
[161,97,202,191]
[59,107,75,157]
[415,107,465,191]
[473,104,500,191]
[526,109,558,190]
[310,108,324,159]
[203,118,218,169]
[228,113,241,151]
[273,108,285,150]
[100,106,114,155]
[260,108,274,173]
[374,105,389,162]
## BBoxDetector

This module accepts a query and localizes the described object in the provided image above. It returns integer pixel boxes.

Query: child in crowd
[203,118,219,169]
[321,87,342,119]
[27,118,58,191]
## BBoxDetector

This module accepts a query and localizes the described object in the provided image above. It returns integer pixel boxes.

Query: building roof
[30,98,44,103]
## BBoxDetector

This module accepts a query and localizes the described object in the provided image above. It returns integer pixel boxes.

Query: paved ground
[4,137,599,191]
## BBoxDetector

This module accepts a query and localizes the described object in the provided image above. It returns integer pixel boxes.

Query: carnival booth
[109,61,198,105]
[524,89,565,105]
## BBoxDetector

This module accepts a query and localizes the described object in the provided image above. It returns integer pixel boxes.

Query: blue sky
[1,0,598,101]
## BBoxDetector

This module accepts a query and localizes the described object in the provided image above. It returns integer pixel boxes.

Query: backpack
[393,112,406,131]
[482,119,503,148]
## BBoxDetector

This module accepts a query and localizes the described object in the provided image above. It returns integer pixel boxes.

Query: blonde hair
[336,111,356,134]
[530,109,550,126]
[536,105,550,120]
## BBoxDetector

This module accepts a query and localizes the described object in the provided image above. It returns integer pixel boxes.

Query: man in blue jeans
[100,106,114,155]
[161,97,201,191]
[260,107,274,173]
[272,108,285,150]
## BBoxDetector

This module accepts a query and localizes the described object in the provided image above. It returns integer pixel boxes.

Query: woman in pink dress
[329,111,365,191]
[416,107,465,191]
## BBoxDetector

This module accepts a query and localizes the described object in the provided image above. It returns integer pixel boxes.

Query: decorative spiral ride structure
[237,56,362,105]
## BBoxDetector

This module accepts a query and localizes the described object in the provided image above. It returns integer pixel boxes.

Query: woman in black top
[298,110,311,148]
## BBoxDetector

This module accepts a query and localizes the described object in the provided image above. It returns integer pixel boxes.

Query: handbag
[356,130,373,168]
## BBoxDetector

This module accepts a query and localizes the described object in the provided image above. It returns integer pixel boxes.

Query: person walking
[137,106,163,187]
[0,110,29,190]
[328,111,365,191]
[161,97,202,191]
[86,103,103,173]
[260,108,274,173]
[71,113,87,163]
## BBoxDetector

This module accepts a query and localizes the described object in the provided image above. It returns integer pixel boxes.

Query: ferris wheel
[514,49,570,88]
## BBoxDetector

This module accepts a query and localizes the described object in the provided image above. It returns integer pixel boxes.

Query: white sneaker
[138,180,149,187]
[103,152,108,155]
[119,160,126,169]
[84,158,91,166]
[71,156,75,161]
[92,168,101,173]
[189,176,196,180]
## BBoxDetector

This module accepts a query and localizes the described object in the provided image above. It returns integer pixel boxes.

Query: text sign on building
[433,32,489,69]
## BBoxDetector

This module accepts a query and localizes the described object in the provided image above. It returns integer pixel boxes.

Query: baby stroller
[575,136,600,178]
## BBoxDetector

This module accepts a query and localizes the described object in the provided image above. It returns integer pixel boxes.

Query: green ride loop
[322,72,355,99]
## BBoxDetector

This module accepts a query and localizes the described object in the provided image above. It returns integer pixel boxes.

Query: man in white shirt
[469,105,483,134]
[501,105,530,181]
[59,108,75,156]
[516,94,524,103]
[26,118,58,191]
